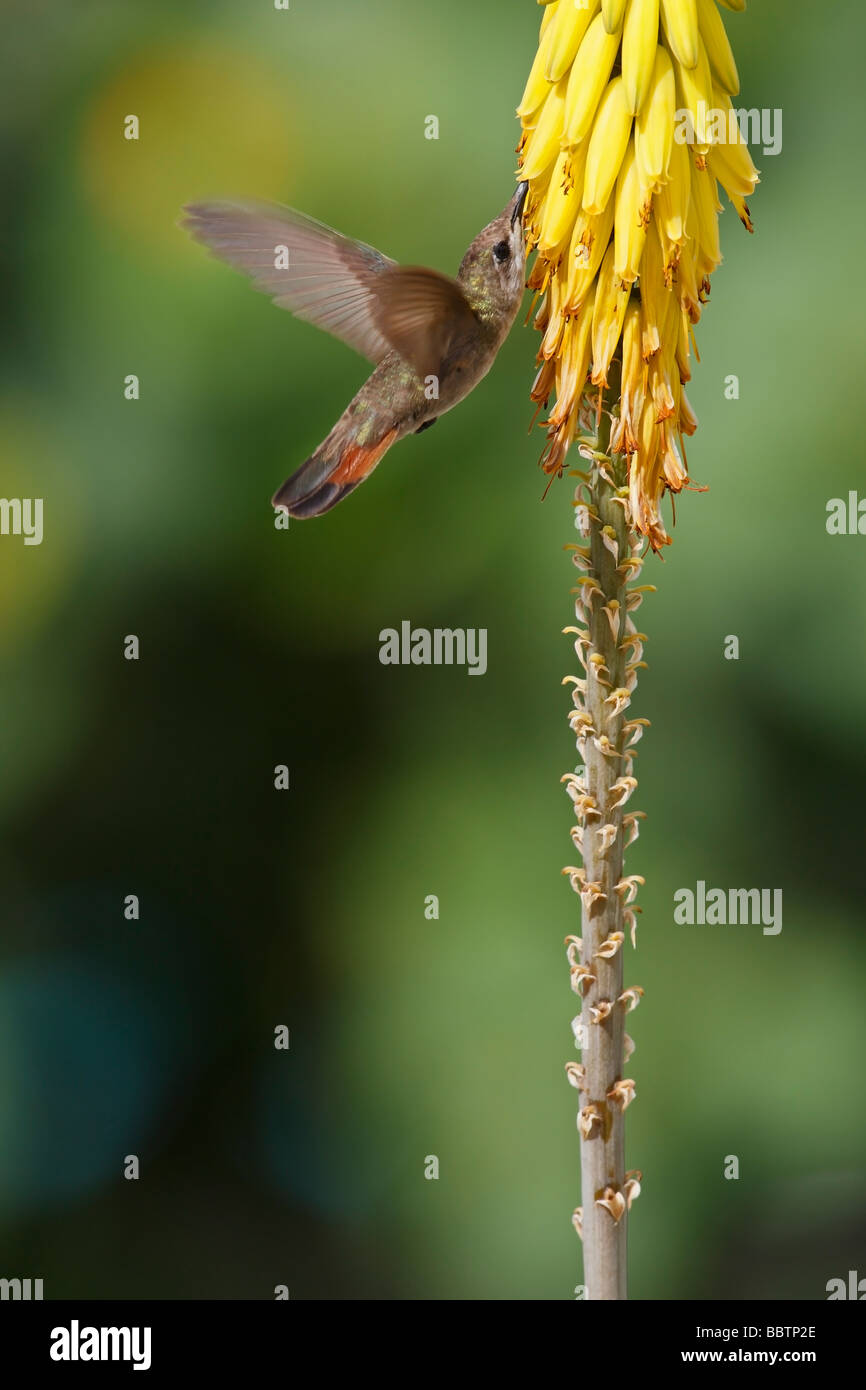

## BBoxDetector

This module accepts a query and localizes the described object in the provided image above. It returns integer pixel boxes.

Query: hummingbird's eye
[492,240,510,264]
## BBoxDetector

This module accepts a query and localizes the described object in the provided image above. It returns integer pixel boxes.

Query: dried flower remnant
[518,0,757,549]
[595,1185,627,1224]
[623,1170,643,1208]
[618,985,645,1012]
[607,1078,637,1111]
[565,1061,587,1090]
[579,1103,604,1140]
[593,930,625,959]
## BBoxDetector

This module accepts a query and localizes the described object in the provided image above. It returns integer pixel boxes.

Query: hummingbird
[182,183,529,517]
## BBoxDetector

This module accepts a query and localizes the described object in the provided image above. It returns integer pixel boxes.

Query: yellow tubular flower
[602,0,629,31]
[539,146,589,256]
[550,286,596,427]
[660,0,700,69]
[517,0,756,549]
[614,140,651,285]
[591,243,631,388]
[610,298,644,454]
[622,0,661,115]
[696,0,739,93]
[517,18,558,120]
[674,36,716,149]
[547,0,602,82]
[521,77,569,180]
[583,78,633,214]
[565,198,614,311]
[690,163,723,272]
[563,13,623,147]
[635,46,676,191]
[655,130,691,259]
[638,220,672,358]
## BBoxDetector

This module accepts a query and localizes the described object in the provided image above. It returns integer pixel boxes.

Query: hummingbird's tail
[272,425,399,519]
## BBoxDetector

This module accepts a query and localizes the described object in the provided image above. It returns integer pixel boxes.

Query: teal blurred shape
[0,956,176,1213]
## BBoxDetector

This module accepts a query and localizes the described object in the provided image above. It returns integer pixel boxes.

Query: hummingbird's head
[458,182,528,324]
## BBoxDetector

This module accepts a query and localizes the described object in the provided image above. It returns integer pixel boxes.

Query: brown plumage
[182,184,529,517]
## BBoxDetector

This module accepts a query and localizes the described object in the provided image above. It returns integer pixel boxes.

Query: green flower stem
[563,381,648,1301]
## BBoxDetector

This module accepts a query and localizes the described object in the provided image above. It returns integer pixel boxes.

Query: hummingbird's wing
[370,266,479,382]
[182,200,478,380]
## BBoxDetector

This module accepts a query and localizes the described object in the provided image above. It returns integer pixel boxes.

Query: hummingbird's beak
[511,181,529,228]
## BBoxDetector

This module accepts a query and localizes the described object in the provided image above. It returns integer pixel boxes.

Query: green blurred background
[1,0,864,1300]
